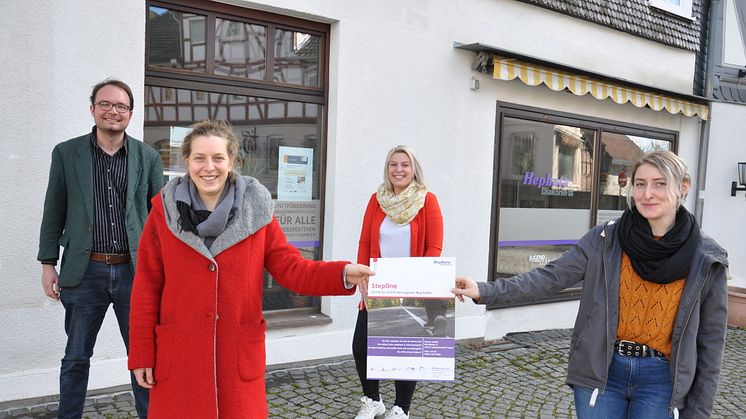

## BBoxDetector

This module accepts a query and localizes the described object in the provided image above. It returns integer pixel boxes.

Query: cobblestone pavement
[2,328,745,418]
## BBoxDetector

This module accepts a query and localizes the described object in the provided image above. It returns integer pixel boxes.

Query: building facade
[1,0,743,402]
[699,0,746,285]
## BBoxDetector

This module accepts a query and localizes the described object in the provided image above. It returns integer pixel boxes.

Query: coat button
[208,263,216,272]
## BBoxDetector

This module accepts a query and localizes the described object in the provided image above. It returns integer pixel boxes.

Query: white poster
[277,146,313,201]
[366,257,455,381]
[169,126,191,148]
[368,257,455,298]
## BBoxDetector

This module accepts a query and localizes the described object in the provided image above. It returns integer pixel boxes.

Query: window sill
[485,287,582,310]
[264,307,333,330]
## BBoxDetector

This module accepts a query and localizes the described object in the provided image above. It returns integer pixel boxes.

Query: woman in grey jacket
[454,151,728,419]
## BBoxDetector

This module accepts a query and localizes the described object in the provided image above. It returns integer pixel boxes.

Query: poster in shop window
[366,257,456,381]
[277,146,312,201]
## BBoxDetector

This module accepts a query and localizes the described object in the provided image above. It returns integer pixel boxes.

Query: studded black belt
[615,340,666,358]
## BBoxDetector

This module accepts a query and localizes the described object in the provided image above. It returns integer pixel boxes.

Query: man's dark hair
[90,78,134,108]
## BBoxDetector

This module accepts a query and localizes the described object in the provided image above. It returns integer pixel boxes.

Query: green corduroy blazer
[38,132,164,287]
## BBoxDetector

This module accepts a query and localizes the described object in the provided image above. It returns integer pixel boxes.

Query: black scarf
[176,201,211,235]
[616,206,700,284]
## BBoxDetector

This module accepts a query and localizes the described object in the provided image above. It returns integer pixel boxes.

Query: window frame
[487,102,677,309]
[147,0,328,94]
[145,0,331,318]
[649,0,694,20]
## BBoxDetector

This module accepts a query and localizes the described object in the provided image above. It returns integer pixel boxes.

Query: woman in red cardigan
[128,120,373,418]
[352,145,444,419]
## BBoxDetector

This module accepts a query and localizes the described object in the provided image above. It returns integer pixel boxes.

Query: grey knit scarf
[174,175,246,251]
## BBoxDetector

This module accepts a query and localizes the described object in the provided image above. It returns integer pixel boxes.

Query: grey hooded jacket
[477,220,728,418]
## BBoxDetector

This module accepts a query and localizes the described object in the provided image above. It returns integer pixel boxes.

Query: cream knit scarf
[376,183,427,225]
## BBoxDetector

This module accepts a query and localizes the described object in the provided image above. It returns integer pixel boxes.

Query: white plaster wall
[702,102,746,287]
[0,0,146,402]
[224,0,697,92]
[1,0,705,402]
[244,0,702,350]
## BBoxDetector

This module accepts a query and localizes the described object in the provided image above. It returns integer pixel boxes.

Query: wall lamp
[731,162,746,196]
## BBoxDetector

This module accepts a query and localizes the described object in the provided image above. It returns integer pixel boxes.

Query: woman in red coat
[128,120,373,418]
[352,145,444,419]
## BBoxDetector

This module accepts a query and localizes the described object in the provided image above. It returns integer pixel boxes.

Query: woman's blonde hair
[180,120,241,182]
[181,119,240,163]
[627,150,691,209]
[382,145,426,193]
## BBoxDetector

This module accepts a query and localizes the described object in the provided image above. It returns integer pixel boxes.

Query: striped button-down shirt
[91,132,129,254]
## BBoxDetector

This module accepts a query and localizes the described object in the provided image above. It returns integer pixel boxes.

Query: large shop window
[144,1,328,315]
[488,104,675,309]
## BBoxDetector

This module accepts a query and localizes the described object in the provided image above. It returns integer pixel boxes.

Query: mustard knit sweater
[617,253,685,357]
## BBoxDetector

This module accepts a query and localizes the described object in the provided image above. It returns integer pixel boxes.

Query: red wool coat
[129,177,353,418]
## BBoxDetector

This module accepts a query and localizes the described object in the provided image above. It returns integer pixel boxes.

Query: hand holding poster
[366,257,455,381]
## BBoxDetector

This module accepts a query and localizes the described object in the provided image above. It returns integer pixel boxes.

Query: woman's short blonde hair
[382,145,426,193]
[627,150,691,209]
[181,119,240,164]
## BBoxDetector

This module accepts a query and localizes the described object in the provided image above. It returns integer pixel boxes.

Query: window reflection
[495,117,595,299]
[214,18,266,80]
[596,133,672,221]
[144,86,320,190]
[147,6,207,72]
[273,29,320,87]
[143,86,323,311]
[500,118,595,209]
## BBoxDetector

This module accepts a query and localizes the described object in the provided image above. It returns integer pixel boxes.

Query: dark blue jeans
[59,261,149,419]
[573,352,673,418]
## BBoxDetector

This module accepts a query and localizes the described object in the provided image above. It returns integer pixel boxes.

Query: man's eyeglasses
[94,101,131,113]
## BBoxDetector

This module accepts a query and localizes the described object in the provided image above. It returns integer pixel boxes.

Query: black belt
[615,340,665,358]
[90,252,130,265]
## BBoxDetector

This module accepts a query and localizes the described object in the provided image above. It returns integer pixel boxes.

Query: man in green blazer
[38,79,163,419]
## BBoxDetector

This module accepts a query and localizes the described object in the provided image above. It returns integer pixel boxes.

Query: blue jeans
[58,261,149,419]
[574,352,672,418]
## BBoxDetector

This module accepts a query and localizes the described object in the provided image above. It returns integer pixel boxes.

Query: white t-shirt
[379,216,411,258]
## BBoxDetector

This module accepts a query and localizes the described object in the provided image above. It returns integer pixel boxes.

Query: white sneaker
[354,396,386,419]
[384,405,409,418]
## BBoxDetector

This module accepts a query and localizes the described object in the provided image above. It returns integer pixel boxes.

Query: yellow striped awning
[492,55,709,120]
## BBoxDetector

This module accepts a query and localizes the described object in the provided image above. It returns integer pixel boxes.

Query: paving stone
[28,406,47,414]
[7,408,28,417]
[3,328,746,418]
[114,393,134,402]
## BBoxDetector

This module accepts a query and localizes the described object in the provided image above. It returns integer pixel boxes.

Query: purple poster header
[368,337,455,358]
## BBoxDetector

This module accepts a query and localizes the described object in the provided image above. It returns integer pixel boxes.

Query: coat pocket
[238,320,267,381]
[154,324,175,383]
